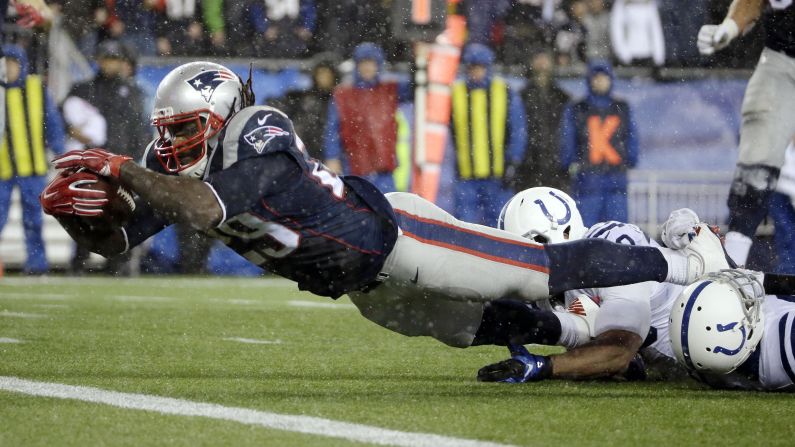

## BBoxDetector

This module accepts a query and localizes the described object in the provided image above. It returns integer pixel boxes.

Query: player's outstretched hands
[52,148,132,179]
[477,344,552,383]
[661,208,700,249]
[697,19,739,55]
[40,169,108,217]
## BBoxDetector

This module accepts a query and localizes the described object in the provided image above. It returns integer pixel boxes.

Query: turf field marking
[0,292,72,300]
[288,300,356,310]
[223,337,283,345]
[0,377,515,447]
[211,298,262,306]
[110,295,174,302]
[0,338,23,343]
[0,276,294,289]
[0,310,47,319]
[33,304,69,309]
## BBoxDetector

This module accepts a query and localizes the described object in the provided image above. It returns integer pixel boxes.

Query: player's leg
[725,49,795,265]
[471,299,593,347]
[352,193,725,346]
[18,176,48,273]
[770,192,795,274]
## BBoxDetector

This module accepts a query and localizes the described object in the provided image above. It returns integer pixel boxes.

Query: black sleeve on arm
[123,198,171,249]
[204,152,302,218]
[763,273,795,296]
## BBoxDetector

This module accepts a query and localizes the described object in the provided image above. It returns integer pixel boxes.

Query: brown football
[70,172,136,229]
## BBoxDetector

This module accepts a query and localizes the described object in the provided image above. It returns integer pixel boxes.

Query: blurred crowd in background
[48,0,765,69]
[0,0,789,278]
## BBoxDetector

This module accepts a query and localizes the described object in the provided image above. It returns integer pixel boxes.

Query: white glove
[697,19,739,55]
[661,208,700,249]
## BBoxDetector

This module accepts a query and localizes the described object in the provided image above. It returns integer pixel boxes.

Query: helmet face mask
[669,270,765,375]
[150,61,247,177]
[499,187,587,244]
[153,109,223,175]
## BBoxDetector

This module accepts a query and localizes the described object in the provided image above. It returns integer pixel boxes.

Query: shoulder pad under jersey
[217,105,298,169]
[584,220,653,247]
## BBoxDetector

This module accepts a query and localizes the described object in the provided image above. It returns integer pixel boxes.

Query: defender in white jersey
[671,270,795,391]
[480,188,699,382]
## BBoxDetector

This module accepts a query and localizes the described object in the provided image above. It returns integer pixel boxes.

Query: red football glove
[40,170,109,217]
[13,2,45,28]
[52,148,133,179]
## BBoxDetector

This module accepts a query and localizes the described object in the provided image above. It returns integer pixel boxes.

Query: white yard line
[0,377,514,447]
[0,277,295,289]
[288,300,355,310]
[210,298,262,306]
[223,337,282,345]
[110,295,174,303]
[0,292,72,300]
[0,338,23,343]
[0,310,47,319]
[33,304,69,309]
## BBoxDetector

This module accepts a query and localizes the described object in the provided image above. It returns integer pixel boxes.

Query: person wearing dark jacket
[271,57,339,161]
[514,49,570,192]
[560,60,638,225]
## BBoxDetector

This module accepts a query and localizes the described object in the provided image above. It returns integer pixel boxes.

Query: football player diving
[39,62,758,356]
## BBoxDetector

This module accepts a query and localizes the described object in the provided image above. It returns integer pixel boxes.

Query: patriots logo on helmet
[186,69,236,103]
[244,114,290,154]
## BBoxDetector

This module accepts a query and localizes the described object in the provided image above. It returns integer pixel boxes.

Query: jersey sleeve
[583,220,653,247]
[123,198,170,250]
[203,152,302,220]
[215,106,301,168]
[581,221,656,337]
[593,281,654,337]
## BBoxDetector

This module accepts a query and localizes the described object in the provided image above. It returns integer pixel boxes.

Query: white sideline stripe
[211,298,262,306]
[0,310,47,318]
[33,304,69,309]
[0,277,295,289]
[288,300,355,310]
[0,377,515,447]
[0,292,72,300]
[223,337,282,345]
[111,295,174,302]
[0,338,23,343]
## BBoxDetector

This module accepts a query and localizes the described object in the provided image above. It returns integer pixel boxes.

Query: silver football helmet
[151,62,245,177]
[498,187,587,244]
[669,270,765,375]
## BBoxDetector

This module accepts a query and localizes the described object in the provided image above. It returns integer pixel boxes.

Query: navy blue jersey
[127,106,398,298]
[764,1,795,58]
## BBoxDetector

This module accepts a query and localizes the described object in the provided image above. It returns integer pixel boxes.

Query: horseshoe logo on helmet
[712,322,747,356]
[533,191,572,225]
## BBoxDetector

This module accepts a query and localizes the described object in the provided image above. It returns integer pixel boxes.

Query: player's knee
[727,164,780,235]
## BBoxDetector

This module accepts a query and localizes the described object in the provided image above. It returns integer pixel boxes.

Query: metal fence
[627,169,733,237]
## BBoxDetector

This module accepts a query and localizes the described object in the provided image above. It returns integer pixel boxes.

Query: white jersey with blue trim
[564,221,682,359]
[695,296,795,391]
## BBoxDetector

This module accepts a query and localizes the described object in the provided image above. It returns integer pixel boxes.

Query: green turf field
[1,276,792,446]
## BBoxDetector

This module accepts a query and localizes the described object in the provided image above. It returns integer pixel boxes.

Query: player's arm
[724,0,764,32]
[57,216,127,258]
[697,0,764,55]
[118,162,223,231]
[548,330,643,379]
